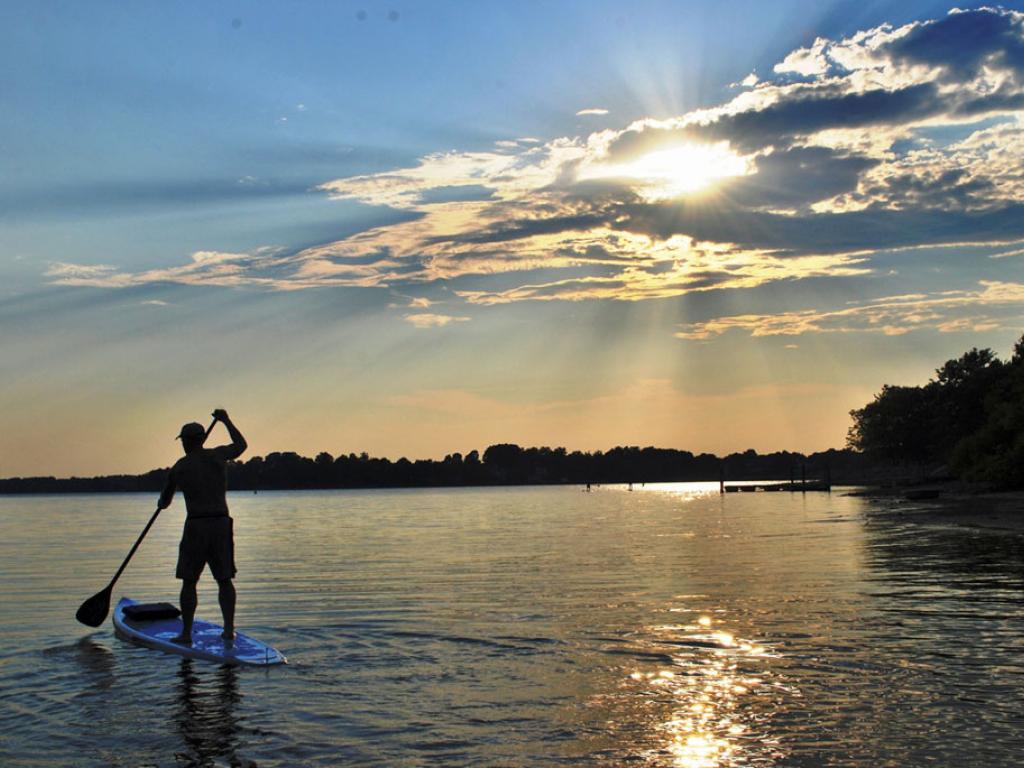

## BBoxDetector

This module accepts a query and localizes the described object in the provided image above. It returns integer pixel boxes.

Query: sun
[581,141,751,200]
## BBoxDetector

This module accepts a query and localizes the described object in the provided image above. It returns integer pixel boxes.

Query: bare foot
[221,629,235,646]
[171,633,192,646]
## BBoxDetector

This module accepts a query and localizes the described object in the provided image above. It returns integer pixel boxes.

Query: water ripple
[2,487,1024,765]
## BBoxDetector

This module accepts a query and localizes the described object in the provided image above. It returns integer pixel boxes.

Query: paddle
[75,417,217,628]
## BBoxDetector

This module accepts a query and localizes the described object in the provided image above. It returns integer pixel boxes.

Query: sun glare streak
[621,612,783,767]
[581,142,752,199]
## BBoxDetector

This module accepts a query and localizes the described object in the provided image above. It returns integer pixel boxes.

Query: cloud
[404,312,470,328]
[675,281,1024,339]
[577,108,610,116]
[47,7,1024,337]
[731,72,758,88]
[46,262,118,280]
[455,243,869,304]
[774,37,831,76]
[885,8,1024,82]
[45,247,402,292]
[991,246,1024,259]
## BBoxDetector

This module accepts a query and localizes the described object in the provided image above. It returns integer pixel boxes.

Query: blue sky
[3,1,1024,475]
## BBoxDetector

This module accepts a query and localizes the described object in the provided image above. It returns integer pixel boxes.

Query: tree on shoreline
[0,444,866,494]
[949,337,1024,487]
[848,335,1024,488]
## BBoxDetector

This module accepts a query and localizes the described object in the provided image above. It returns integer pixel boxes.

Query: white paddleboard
[113,597,286,666]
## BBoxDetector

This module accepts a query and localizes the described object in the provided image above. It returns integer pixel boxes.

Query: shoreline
[849,486,1024,533]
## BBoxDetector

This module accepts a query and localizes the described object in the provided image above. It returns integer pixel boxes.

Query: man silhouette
[158,409,247,645]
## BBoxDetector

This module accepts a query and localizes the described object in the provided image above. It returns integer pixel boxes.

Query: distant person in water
[158,409,247,646]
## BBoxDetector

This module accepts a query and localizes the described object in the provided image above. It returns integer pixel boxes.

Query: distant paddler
[158,409,248,646]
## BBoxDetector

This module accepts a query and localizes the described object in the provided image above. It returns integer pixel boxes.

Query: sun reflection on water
[626,614,782,767]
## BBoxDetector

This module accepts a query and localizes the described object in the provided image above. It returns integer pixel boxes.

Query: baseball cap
[176,422,206,441]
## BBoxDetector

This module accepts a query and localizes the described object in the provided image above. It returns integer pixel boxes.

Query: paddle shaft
[103,417,217,593]
[105,506,161,591]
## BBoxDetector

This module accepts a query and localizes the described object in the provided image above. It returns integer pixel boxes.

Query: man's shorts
[176,516,236,582]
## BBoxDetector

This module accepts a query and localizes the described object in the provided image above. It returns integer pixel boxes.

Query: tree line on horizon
[0,443,873,494]
[6,336,1021,495]
[847,334,1024,488]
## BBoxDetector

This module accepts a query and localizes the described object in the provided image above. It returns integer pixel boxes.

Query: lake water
[1,484,1023,766]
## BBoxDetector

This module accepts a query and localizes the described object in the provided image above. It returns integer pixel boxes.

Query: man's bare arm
[158,471,176,510]
[213,408,247,460]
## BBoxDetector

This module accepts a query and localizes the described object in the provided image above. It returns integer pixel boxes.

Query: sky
[3,1,1024,477]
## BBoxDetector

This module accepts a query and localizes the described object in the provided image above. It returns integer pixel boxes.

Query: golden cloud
[675,281,1024,339]
[46,8,1024,342]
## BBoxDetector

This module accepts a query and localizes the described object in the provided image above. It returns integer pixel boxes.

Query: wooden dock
[722,481,831,493]
[719,463,831,494]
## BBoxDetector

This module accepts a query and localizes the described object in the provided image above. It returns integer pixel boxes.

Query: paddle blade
[76,588,111,627]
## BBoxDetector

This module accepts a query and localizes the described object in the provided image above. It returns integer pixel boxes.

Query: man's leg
[175,578,198,645]
[217,578,236,641]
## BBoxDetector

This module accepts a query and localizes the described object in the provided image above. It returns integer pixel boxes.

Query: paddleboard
[113,597,286,666]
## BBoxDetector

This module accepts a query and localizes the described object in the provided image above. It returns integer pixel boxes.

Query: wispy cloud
[47,8,1024,336]
[47,249,322,289]
[576,107,609,116]
[46,262,118,280]
[456,243,869,304]
[991,246,1024,259]
[404,312,470,328]
[675,281,1024,339]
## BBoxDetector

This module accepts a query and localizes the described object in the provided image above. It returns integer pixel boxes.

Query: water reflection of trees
[862,512,1024,590]
[174,660,252,768]
[856,511,1024,765]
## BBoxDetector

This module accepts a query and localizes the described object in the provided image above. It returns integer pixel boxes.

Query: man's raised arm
[213,408,248,460]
